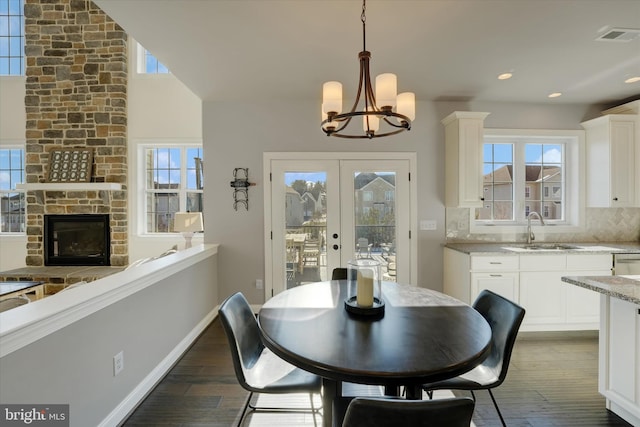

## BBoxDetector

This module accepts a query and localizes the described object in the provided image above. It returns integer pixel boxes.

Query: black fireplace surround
[44,214,110,266]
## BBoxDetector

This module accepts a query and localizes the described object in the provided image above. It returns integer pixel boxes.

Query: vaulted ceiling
[95,0,640,108]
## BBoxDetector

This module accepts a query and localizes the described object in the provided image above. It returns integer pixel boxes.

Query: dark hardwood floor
[123,319,632,427]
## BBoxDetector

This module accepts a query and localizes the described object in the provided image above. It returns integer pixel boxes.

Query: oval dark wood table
[258,281,492,427]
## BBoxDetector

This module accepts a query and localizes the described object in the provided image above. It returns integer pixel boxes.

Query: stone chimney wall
[23,0,128,266]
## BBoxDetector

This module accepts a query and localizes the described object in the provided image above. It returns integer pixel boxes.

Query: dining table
[258,280,492,427]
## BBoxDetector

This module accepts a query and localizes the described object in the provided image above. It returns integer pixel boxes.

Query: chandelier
[321,0,415,139]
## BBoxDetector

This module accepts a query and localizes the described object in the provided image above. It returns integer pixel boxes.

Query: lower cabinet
[444,248,612,331]
[599,295,640,426]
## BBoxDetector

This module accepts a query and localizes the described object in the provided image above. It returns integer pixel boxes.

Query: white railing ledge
[0,244,219,358]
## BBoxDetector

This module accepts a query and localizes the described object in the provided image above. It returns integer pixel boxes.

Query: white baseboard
[98,307,219,427]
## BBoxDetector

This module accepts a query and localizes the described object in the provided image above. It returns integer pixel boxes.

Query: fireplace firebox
[44,214,111,266]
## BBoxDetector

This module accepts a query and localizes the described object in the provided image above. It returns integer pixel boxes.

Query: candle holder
[344,258,385,317]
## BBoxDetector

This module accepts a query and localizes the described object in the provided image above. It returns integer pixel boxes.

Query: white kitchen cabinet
[443,111,490,208]
[471,272,519,304]
[582,114,637,207]
[443,249,611,332]
[599,295,640,426]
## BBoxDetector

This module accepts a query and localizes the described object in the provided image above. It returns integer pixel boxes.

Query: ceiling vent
[596,27,640,42]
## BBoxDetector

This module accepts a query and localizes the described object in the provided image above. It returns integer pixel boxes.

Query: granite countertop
[562,275,640,305]
[445,242,640,255]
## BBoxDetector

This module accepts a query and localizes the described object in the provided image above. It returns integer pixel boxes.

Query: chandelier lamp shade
[321,0,415,139]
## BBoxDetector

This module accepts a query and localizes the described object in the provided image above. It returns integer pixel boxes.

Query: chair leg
[487,389,507,427]
[237,391,253,427]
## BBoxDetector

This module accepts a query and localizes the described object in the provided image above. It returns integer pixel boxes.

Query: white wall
[0,246,218,427]
[0,77,27,271]
[126,40,204,262]
[203,97,605,303]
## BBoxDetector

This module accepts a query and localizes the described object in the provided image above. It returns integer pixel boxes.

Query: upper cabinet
[582,114,638,207]
[443,111,490,208]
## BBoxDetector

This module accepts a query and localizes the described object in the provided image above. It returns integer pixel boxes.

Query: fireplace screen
[44,214,110,266]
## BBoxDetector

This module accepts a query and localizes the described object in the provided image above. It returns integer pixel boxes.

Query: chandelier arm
[382,115,411,129]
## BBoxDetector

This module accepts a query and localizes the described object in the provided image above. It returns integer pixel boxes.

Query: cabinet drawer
[471,255,518,271]
[566,254,612,271]
[520,254,566,271]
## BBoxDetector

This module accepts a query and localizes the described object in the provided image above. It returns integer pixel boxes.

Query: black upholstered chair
[219,292,322,426]
[341,397,475,427]
[422,289,526,427]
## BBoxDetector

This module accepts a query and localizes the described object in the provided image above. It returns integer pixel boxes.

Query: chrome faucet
[527,211,545,244]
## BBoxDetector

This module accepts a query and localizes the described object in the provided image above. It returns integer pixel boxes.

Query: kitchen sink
[502,243,580,252]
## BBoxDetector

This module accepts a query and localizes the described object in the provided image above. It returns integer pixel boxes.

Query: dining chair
[218,292,322,426]
[422,289,526,427]
[341,396,475,427]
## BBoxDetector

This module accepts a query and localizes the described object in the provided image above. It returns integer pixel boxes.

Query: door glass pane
[354,171,397,283]
[284,172,327,288]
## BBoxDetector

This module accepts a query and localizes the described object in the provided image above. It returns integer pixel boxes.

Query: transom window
[0,0,24,75]
[143,146,203,233]
[0,147,25,233]
[476,134,570,225]
[136,43,169,74]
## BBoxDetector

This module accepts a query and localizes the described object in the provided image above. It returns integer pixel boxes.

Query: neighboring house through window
[0,147,25,233]
[142,145,203,233]
[0,0,24,75]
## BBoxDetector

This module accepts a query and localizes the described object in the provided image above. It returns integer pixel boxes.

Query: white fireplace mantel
[16,183,122,191]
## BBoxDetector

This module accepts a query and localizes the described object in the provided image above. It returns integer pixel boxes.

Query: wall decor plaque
[47,149,93,183]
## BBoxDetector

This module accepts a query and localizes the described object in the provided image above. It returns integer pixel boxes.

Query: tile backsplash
[446,207,640,243]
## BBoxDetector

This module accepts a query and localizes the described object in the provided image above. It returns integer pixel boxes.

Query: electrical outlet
[256,279,264,289]
[113,351,124,376]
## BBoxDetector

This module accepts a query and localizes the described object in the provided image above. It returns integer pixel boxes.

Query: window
[0,147,25,233]
[143,146,203,233]
[472,129,583,233]
[136,43,169,74]
[477,140,565,222]
[0,0,24,75]
[385,190,394,202]
[362,191,373,202]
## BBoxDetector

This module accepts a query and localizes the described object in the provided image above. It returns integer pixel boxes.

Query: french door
[264,153,415,298]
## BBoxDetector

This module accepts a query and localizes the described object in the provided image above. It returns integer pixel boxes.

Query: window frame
[0,143,26,234]
[0,0,25,76]
[470,129,585,236]
[137,142,204,236]
[134,42,170,75]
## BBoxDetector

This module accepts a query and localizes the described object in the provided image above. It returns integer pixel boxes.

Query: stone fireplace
[23,0,128,267]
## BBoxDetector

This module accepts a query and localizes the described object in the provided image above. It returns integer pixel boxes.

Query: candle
[357,269,374,307]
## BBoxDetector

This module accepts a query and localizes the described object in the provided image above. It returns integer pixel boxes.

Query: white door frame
[263,152,418,300]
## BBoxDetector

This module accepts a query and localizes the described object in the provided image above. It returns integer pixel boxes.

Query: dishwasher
[612,253,640,275]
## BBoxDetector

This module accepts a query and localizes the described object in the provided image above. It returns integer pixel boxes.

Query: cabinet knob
[613,197,618,201]
[333,233,339,239]
[480,197,485,201]
[333,244,339,250]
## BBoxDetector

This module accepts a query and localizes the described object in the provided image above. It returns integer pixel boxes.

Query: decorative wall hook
[230,168,255,211]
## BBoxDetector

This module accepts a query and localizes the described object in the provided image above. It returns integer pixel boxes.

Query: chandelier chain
[361,0,367,52]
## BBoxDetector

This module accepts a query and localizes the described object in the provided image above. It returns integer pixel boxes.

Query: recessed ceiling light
[548,92,562,98]
[625,76,640,83]
[497,73,513,80]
